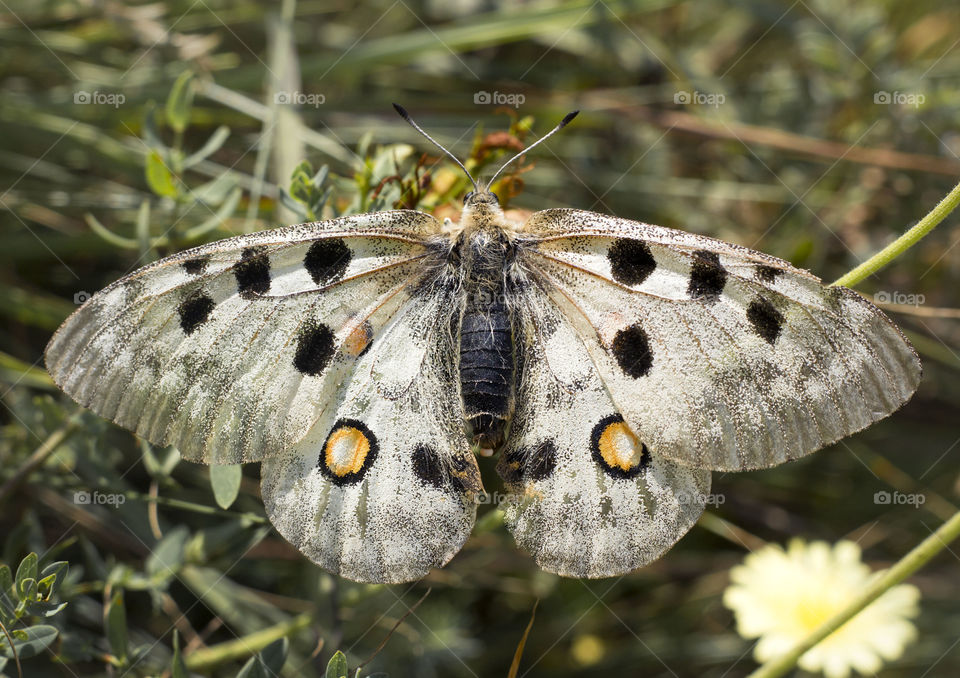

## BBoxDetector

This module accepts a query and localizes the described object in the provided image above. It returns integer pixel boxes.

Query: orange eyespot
[590,415,649,478]
[324,426,371,477]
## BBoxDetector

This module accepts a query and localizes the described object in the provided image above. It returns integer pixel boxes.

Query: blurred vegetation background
[1,0,959,676]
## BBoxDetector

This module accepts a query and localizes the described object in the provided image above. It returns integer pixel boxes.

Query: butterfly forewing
[45,211,438,464]
[518,208,921,471]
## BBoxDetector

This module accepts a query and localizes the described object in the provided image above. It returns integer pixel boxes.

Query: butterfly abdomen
[457,228,516,450]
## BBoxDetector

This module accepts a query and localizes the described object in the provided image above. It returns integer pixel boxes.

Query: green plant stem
[123,491,268,523]
[748,508,960,678]
[183,613,313,670]
[832,178,960,287]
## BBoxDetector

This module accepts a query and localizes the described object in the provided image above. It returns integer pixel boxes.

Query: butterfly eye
[464,191,475,202]
[490,192,499,204]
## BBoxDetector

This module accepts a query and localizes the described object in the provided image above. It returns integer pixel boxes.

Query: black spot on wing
[499,440,558,483]
[412,444,444,487]
[755,264,783,283]
[178,291,215,335]
[294,323,335,375]
[608,238,656,286]
[747,296,784,345]
[688,250,727,303]
[305,238,351,285]
[182,256,209,275]
[611,323,653,378]
[526,440,558,480]
[235,247,271,299]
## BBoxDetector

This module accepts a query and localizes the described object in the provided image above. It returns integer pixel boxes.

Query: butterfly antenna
[393,103,479,193]
[485,110,579,190]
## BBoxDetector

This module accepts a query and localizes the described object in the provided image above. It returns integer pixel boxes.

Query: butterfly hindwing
[497,281,710,578]
[260,284,483,583]
[45,211,438,464]
[519,208,921,471]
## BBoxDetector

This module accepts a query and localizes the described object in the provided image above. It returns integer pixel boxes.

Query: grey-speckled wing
[260,284,483,583]
[497,281,710,578]
[45,210,439,464]
[518,208,921,472]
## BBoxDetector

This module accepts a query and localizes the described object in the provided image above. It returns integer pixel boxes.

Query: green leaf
[0,624,59,659]
[146,150,178,199]
[184,125,231,168]
[14,554,37,601]
[38,561,68,599]
[135,199,151,258]
[210,464,243,509]
[183,187,242,241]
[166,71,195,134]
[279,188,308,220]
[326,651,348,678]
[146,526,190,580]
[105,588,128,662]
[192,172,236,205]
[235,638,289,678]
[171,630,188,678]
[259,638,288,673]
[23,599,67,618]
[85,213,139,249]
[0,565,14,624]
[143,101,162,148]
[236,655,268,678]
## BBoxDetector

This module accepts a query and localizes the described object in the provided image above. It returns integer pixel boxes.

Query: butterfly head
[461,188,505,230]
[392,103,579,221]
[463,190,499,206]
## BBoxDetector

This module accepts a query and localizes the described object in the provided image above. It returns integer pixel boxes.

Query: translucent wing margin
[518,208,921,471]
[45,211,440,464]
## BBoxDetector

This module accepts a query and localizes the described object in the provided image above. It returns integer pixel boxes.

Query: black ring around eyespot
[589,413,649,479]
[318,418,379,486]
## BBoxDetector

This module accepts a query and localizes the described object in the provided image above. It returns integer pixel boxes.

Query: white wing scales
[520,208,921,471]
[498,283,710,578]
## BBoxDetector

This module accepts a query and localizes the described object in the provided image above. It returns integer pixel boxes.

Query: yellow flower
[723,539,920,678]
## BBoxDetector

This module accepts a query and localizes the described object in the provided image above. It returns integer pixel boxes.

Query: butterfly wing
[260,281,483,583]
[45,211,440,464]
[518,208,921,472]
[498,280,710,578]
